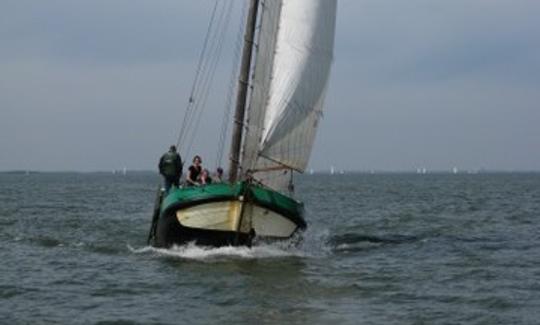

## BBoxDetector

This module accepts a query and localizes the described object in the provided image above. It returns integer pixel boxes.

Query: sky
[1,0,539,172]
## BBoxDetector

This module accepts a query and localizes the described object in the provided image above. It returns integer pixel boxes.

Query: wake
[129,229,420,260]
[128,241,308,261]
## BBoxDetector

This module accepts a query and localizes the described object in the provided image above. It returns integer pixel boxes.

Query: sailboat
[148,0,337,247]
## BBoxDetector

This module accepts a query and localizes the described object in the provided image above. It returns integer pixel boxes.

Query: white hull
[176,200,298,239]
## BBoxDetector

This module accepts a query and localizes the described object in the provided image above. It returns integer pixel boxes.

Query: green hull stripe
[160,182,304,219]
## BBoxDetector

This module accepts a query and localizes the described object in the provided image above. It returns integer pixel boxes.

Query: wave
[127,242,308,261]
[128,228,337,261]
[329,232,419,245]
[127,229,422,260]
[327,232,420,253]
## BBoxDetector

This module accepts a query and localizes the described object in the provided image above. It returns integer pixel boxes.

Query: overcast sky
[1,0,539,172]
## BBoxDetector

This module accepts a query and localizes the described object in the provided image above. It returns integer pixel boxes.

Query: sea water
[1,172,539,324]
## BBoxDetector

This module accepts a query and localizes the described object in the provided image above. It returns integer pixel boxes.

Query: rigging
[176,1,237,163]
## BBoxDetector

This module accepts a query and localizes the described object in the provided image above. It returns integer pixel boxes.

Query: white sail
[240,0,283,178]
[241,0,337,192]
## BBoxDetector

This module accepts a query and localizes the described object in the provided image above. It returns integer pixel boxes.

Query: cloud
[0,0,225,65]
[1,0,539,171]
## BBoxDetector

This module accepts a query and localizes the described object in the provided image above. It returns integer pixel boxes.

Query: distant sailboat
[330,166,335,175]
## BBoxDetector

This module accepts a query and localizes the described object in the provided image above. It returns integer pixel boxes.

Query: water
[1,172,540,324]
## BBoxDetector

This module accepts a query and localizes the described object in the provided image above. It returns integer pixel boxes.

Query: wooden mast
[228,0,260,183]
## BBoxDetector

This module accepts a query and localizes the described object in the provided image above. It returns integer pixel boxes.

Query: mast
[228,0,260,183]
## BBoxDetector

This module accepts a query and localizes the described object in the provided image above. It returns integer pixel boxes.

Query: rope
[184,1,235,159]
[215,1,247,169]
[175,0,237,164]
[176,1,219,150]
[178,2,224,153]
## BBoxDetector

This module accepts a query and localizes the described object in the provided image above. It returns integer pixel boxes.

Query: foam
[128,242,306,261]
[127,229,333,261]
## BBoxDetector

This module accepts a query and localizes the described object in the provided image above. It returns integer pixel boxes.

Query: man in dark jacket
[159,145,183,192]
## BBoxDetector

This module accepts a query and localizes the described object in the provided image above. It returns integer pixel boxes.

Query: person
[158,145,183,192]
[214,167,224,183]
[200,169,212,185]
[186,155,203,186]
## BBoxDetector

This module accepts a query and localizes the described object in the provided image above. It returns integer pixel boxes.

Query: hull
[150,182,306,248]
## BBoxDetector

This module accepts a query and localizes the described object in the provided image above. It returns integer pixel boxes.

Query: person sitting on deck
[214,167,224,183]
[186,155,203,186]
[158,145,183,193]
[200,169,212,185]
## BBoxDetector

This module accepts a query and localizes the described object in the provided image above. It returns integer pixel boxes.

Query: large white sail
[240,0,283,180]
[241,0,337,192]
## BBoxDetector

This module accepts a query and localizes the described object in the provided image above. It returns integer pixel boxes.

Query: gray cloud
[1,0,539,171]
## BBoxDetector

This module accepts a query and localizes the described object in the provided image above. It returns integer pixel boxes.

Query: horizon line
[2,169,540,174]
